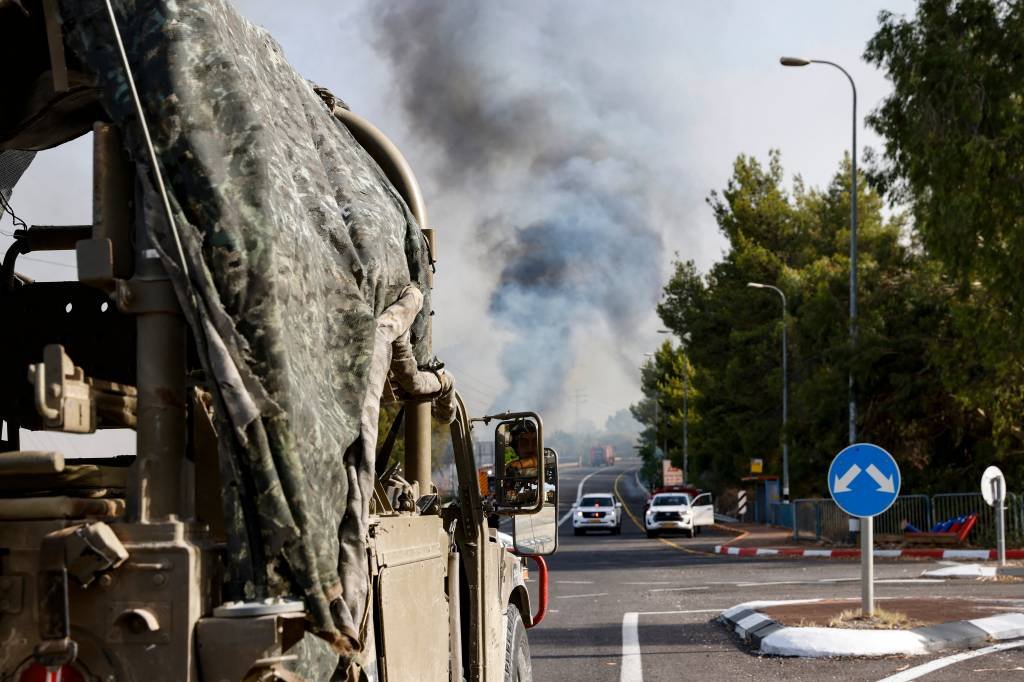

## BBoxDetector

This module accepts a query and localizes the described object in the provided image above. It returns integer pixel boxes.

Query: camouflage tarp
[59,0,434,675]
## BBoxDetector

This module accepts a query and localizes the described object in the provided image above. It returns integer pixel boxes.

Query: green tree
[645,152,980,497]
[865,0,1024,458]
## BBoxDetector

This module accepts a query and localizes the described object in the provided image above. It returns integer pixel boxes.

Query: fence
[791,492,1024,545]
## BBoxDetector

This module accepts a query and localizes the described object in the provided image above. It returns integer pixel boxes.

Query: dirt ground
[761,596,1024,628]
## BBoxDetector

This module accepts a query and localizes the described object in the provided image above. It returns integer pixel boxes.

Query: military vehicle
[0,1,558,680]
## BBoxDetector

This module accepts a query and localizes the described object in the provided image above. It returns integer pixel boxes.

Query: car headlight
[576,511,583,518]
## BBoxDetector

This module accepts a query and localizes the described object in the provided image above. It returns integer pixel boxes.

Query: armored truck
[0,1,558,680]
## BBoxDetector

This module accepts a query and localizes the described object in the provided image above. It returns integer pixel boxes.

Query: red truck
[589,445,615,467]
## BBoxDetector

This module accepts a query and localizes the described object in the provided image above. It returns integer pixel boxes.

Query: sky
[3,0,918,442]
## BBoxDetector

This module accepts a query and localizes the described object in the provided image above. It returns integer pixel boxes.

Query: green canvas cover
[59,0,434,675]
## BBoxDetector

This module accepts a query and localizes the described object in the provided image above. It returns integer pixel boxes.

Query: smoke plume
[367,1,668,415]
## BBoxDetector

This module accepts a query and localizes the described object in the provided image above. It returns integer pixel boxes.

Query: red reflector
[18,664,85,682]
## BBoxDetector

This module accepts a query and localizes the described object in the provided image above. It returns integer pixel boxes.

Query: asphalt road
[524,458,1024,682]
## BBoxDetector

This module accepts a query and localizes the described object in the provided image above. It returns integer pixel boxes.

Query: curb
[922,564,1024,579]
[713,545,1024,560]
[719,599,1024,658]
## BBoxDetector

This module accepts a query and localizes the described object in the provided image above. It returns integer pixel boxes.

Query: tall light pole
[747,283,788,502]
[780,56,857,445]
[657,330,691,482]
[643,353,664,459]
[780,55,870,615]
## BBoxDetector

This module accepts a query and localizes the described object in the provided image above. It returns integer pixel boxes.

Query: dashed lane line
[613,472,719,557]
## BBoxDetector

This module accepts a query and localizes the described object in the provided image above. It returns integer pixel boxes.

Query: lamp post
[779,56,857,446]
[780,55,870,615]
[657,330,691,482]
[747,283,788,502]
[643,353,664,459]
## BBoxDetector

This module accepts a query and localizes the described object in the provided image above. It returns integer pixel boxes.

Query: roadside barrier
[790,492,1023,545]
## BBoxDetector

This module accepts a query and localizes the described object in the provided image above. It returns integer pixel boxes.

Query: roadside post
[981,466,1007,566]
[827,443,901,617]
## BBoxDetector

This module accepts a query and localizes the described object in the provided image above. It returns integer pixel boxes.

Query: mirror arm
[450,393,484,527]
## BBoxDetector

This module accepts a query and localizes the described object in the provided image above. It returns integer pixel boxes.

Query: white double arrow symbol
[833,463,895,494]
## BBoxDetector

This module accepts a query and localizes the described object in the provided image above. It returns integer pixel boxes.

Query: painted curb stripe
[912,621,989,651]
[720,603,1024,658]
[968,613,1024,640]
[734,613,772,638]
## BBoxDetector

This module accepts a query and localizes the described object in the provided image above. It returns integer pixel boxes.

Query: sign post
[827,443,901,617]
[981,466,1007,566]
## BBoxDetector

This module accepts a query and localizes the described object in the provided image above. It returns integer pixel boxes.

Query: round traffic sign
[827,443,901,518]
[981,466,1006,507]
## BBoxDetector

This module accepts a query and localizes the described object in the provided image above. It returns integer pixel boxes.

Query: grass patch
[827,607,923,630]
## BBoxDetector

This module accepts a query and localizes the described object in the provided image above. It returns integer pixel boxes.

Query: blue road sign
[827,443,901,518]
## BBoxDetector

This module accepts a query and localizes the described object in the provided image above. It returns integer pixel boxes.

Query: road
[525,458,1024,681]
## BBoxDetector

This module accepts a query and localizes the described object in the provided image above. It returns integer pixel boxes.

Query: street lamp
[780,54,870,615]
[747,283,788,502]
[658,329,691,482]
[779,55,858,446]
[642,353,664,459]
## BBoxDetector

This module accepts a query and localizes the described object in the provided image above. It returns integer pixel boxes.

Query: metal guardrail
[791,492,1024,545]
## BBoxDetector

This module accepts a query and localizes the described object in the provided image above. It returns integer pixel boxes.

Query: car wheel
[504,606,533,682]
[612,523,621,536]
[686,529,694,538]
[646,529,658,539]
[573,528,583,536]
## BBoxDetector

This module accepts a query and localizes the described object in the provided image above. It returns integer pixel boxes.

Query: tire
[646,529,658,539]
[613,524,622,536]
[573,527,583,536]
[504,606,533,682]
[686,529,694,538]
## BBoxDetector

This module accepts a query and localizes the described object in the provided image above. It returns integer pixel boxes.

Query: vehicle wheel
[613,523,622,535]
[573,528,583,536]
[504,606,533,682]
[686,529,694,538]
[646,529,658,539]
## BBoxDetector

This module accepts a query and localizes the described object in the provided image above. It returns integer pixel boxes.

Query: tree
[646,151,983,497]
[865,0,1024,457]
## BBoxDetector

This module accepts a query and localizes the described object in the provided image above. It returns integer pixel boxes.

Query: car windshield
[652,494,690,506]
[580,495,614,507]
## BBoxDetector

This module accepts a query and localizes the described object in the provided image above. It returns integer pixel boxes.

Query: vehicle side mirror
[513,448,559,556]
[615,502,622,508]
[493,412,544,514]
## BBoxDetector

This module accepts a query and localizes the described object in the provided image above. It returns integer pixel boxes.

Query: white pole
[995,479,1006,567]
[861,516,874,616]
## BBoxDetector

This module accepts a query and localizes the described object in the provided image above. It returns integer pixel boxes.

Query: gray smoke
[367,1,667,414]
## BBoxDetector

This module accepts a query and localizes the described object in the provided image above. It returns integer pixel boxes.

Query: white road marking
[556,592,608,599]
[876,639,1024,681]
[623,581,674,585]
[648,586,709,592]
[621,610,726,682]
[621,612,642,682]
[558,468,605,527]
[555,580,595,585]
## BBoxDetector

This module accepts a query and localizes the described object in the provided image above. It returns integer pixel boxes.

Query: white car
[572,493,623,535]
[644,492,714,538]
